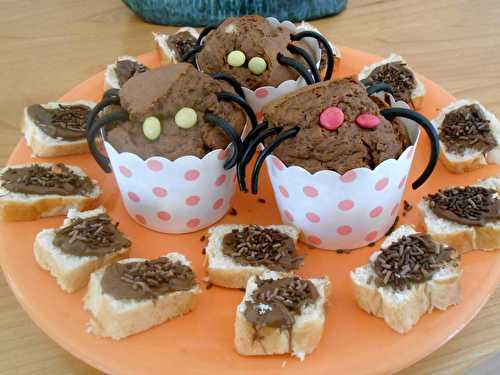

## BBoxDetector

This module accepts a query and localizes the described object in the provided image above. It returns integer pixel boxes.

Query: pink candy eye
[319,106,344,131]
[356,113,380,129]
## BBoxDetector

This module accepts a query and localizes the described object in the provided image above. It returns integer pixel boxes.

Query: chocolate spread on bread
[53,213,130,256]
[115,60,149,87]
[262,77,411,174]
[167,31,198,60]
[365,62,417,103]
[106,63,246,160]
[439,104,497,155]
[101,257,196,301]
[427,186,500,226]
[222,226,303,272]
[196,15,315,90]
[27,104,91,141]
[1,164,94,196]
[244,277,318,329]
[373,234,457,290]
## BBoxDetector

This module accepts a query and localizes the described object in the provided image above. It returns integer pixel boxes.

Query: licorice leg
[181,45,203,69]
[216,91,258,129]
[251,127,300,194]
[204,113,242,170]
[380,107,439,189]
[287,44,320,83]
[85,96,121,131]
[277,53,314,85]
[211,72,245,98]
[366,82,394,97]
[196,25,217,46]
[291,30,335,81]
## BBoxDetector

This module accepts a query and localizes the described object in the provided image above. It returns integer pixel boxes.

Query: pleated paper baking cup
[104,141,236,234]
[264,100,420,250]
[240,17,321,113]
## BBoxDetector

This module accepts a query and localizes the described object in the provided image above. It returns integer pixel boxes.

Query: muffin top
[196,15,316,90]
[106,63,246,160]
[262,77,411,174]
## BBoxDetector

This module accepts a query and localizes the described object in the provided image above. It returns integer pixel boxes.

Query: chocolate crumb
[368,242,376,247]
[200,235,206,242]
[403,200,413,212]
[201,248,206,255]
[206,282,213,290]
[229,208,238,216]
[336,249,351,254]
[385,216,400,236]
[257,198,266,204]
[239,288,246,292]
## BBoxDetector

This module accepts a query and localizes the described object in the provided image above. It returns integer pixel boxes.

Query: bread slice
[358,53,425,109]
[234,271,331,359]
[84,252,201,340]
[418,176,500,252]
[104,55,138,91]
[0,163,101,221]
[350,225,461,334]
[153,27,200,65]
[204,224,301,289]
[21,100,96,157]
[34,207,131,293]
[431,99,500,173]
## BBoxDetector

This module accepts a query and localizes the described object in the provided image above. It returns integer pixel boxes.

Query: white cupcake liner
[263,97,421,250]
[103,140,236,234]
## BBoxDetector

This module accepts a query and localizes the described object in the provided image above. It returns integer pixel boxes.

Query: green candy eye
[142,116,161,141]
[227,50,246,67]
[248,57,267,75]
[175,107,198,129]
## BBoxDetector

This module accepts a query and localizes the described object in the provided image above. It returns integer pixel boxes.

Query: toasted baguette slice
[153,27,200,65]
[34,207,131,293]
[358,53,425,109]
[431,99,500,173]
[104,55,138,91]
[350,225,461,334]
[205,224,301,289]
[418,176,500,252]
[21,100,96,157]
[0,163,100,221]
[234,271,331,359]
[84,252,201,340]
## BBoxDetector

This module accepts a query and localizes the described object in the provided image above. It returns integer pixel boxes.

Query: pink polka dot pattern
[340,170,357,183]
[307,235,322,246]
[278,185,289,198]
[365,231,378,242]
[186,195,201,206]
[187,218,200,228]
[135,214,146,225]
[375,177,389,191]
[157,211,171,221]
[184,169,200,181]
[152,187,167,198]
[255,88,269,98]
[284,209,294,222]
[256,111,264,123]
[212,198,224,210]
[398,176,407,189]
[146,160,163,171]
[338,200,354,211]
[215,174,226,187]
[337,225,352,236]
[391,203,399,216]
[369,206,383,218]
[127,192,140,203]
[272,157,285,171]
[306,212,320,223]
[119,166,132,177]
[303,186,319,198]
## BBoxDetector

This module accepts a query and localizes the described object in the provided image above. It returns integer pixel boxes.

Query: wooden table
[1,0,499,373]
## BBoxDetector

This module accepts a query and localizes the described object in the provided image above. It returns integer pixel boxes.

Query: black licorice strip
[204,113,242,170]
[366,82,394,97]
[181,45,203,68]
[210,72,245,98]
[85,96,121,131]
[251,127,300,194]
[196,25,218,46]
[216,91,258,130]
[277,53,314,85]
[237,122,270,191]
[291,30,335,81]
[286,44,320,83]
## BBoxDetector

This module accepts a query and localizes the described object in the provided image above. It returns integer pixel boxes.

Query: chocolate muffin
[105,63,246,160]
[261,77,411,174]
[196,15,318,90]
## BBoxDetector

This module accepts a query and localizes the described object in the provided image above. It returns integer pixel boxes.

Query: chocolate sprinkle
[166,31,198,60]
[373,233,457,290]
[366,62,417,103]
[368,242,376,247]
[257,198,266,204]
[206,282,213,290]
[222,225,303,272]
[427,186,500,226]
[200,235,206,242]
[440,104,497,155]
[229,208,238,216]
[115,60,148,86]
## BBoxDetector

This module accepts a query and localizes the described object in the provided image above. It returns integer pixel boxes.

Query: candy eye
[143,116,162,140]
[248,57,267,75]
[356,113,380,129]
[319,106,344,131]
[227,50,246,67]
[175,107,198,129]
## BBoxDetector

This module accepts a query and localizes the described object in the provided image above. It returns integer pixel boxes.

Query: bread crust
[0,163,100,221]
[153,28,199,66]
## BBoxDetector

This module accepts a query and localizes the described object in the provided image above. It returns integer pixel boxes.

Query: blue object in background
[122,0,348,26]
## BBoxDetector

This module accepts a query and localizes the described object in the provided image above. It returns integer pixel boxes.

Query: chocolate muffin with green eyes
[105,63,246,160]
[196,15,317,90]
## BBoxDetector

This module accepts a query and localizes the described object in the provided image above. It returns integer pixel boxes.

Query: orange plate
[1,48,499,375]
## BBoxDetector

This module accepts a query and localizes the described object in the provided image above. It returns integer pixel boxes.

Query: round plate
[1,48,499,375]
